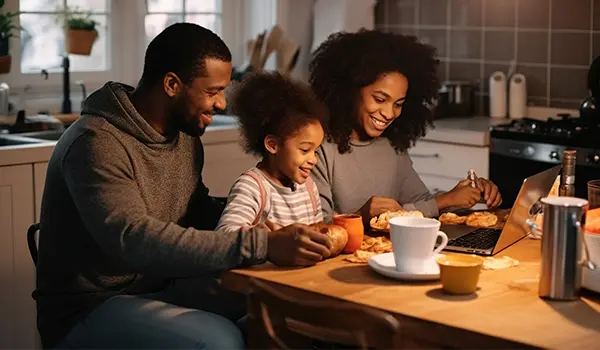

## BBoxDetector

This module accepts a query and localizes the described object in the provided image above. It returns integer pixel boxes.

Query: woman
[309,29,502,223]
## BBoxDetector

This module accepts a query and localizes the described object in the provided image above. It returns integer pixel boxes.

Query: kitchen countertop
[0,114,241,167]
[423,116,506,147]
[1,115,503,167]
[0,113,80,126]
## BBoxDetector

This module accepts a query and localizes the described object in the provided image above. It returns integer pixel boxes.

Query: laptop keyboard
[448,228,502,250]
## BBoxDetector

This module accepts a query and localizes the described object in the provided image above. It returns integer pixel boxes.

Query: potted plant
[0,1,21,73]
[60,7,98,56]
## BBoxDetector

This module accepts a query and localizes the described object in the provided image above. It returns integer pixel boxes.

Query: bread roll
[310,223,348,257]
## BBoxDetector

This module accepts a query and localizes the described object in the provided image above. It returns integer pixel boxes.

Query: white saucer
[368,253,444,281]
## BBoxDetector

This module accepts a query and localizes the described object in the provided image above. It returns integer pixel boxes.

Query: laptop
[440,165,561,256]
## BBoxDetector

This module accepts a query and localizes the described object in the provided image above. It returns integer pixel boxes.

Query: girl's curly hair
[309,29,440,154]
[230,71,328,158]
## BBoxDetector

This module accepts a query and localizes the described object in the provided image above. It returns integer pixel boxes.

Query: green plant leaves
[58,6,98,35]
[0,11,21,40]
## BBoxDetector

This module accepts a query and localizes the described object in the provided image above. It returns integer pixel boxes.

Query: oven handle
[410,153,441,159]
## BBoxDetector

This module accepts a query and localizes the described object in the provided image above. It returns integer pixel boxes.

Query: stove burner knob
[550,151,559,160]
[587,154,600,164]
[523,146,535,156]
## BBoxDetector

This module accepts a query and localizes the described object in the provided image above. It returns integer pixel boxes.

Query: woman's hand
[475,178,502,208]
[436,179,482,209]
[356,196,403,224]
[436,178,503,210]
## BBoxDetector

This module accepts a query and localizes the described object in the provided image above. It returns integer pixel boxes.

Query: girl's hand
[267,224,332,267]
[356,196,403,225]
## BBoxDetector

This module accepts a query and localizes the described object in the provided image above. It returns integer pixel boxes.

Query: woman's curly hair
[230,72,328,157]
[309,29,440,154]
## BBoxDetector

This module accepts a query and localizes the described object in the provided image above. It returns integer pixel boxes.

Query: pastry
[310,223,348,257]
[369,210,424,231]
[344,236,393,263]
[439,212,467,225]
[465,211,498,227]
[344,250,378,263]
[482,256,519,270]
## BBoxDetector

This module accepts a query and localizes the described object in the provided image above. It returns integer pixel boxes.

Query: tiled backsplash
[375,0,600,112]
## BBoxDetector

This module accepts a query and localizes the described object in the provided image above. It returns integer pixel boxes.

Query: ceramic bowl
[436,254,484,295]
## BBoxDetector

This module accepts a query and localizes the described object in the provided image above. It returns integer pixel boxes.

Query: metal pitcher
[535,196,594,300]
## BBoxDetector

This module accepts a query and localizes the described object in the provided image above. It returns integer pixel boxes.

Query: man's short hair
[140,22,232,86]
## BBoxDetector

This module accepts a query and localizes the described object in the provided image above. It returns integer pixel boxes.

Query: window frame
[3,0,125,93]
[4,0,242,94]
[1,0,289,116]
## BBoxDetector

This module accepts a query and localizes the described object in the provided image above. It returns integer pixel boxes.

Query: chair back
[27,223,39,266]
[247,278,403,349]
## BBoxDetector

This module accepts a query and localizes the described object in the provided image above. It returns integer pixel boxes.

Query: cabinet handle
[410,153,440,159]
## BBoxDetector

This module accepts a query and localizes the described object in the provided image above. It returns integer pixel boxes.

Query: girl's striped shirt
[216,167,323,233]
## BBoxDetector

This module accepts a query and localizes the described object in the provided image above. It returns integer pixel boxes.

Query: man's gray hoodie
[34,82,268,348]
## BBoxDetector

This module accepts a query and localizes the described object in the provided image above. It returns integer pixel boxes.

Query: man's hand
[254,220,282,232]
[267,224,332,267]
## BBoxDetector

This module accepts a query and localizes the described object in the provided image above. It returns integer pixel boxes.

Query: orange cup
[333,214,364,253]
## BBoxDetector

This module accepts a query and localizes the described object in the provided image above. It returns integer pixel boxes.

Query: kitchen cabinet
[34,162,48,223]
[0,164,38,349]
[409,140,489,194]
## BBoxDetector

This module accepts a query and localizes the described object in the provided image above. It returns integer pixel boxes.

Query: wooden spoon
[258,25,283,69]
[249,31,266,70]
[277,38,301,75]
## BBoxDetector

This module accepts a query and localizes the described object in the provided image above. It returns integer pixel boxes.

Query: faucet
[76,80,87,111]
[61,55,71,114]
[40,55,85,114]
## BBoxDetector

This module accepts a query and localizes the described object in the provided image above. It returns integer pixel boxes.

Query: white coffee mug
[389,216,449,273]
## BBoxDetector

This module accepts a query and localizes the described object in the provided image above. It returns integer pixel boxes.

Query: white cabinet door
[203,143,259,198]
[0,164,38,349]
[34,162,48,223]
[420,174,462,194]
[409,140,489,179]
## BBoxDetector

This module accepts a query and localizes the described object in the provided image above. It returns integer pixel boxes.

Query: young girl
[216,72,329,234]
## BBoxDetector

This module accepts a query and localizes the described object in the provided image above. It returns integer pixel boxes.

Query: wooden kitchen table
[222,238,600,349]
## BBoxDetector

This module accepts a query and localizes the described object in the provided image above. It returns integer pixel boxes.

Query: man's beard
[171,102,210,137]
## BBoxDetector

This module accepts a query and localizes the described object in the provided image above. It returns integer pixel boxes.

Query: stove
[490,113,600,148]
[489,114,600,208]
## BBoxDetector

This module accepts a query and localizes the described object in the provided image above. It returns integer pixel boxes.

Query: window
[2,0,263,106]
[19,0,110,73]
[145,0,222,45]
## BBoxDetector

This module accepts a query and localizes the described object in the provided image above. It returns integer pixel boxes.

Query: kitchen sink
[0,135,44,147]
[17,129,65,141]
[208,115,238,128]
[0,115,233,146]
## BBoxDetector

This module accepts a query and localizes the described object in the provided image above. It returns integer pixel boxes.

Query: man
[35,23,332,349]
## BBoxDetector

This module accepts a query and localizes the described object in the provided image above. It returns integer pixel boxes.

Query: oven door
[489,138,600,208]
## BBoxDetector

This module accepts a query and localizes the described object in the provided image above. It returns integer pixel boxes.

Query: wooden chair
[27,223,40,266]
[246,278,404,349]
